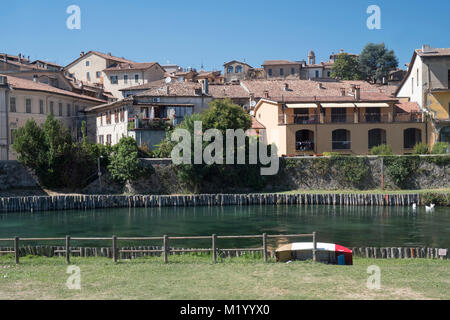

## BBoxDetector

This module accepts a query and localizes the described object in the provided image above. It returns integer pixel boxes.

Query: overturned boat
[275,242,353,265]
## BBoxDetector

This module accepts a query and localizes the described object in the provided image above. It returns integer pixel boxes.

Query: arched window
[332,129,351,150]
[227,66,234,74]
[235,65,243,73]
[404,128,422,149]
[296,130,314,151]
[368,129,387,149]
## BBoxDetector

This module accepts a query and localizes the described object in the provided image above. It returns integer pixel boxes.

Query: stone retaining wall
[0,193,423,213]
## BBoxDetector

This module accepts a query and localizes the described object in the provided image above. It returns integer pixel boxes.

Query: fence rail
[0,232,317,265]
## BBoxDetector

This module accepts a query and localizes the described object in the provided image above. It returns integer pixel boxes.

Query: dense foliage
[12,115,109,188]
[108,137,151,183]
[358,43,398,83]
[413,143,430,155]
[330,53,361,80]
[431,142,449,154]
[369,144,393,156]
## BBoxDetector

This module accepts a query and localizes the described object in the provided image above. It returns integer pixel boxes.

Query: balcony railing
[280,114,319,125]
[129,118,173,130]
[323,115,354,124]
[359,113,389,123]
[394,112,423,123]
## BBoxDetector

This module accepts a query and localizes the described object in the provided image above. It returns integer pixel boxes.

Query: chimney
[284,83,289,91]
[354,85,361,101]
[108,52,112,56]
[263,90,269,98]
[340,88,346,96]
[18,53,22,64]
[166,85,170,95]
[317,82,323,89]
[80,51,85,57]
[3,54,7,62]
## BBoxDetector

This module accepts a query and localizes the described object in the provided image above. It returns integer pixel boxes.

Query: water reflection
[0,205,448,248]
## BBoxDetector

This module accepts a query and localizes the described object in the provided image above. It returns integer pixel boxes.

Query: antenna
[165,77,172,84]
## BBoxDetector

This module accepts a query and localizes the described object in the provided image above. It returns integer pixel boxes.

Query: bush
[383,156,420,189]
[422,193,450,206]
[108,137,151,183]
[322,152,340,157]
[370,144,393,155]
[413,143,429,155]
[431,142,449,154]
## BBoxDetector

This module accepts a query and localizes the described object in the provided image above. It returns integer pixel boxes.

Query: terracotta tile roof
[263,60,302,66]
[136,81,204,97]
[394,101,420,113]
[104,62,157,72]
[251,116,265,129]
[223,60,253,68]
[2,74,106,103]
[90,51,134,64]
[119,79,167,91]
[31,60,63,68]
[242,79,398,102]
[416,48,450,57]
[208,84,249,98]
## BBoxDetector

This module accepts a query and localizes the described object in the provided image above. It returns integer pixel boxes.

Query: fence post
[14,237,19,264]
[112,235,118,263]
[65,236,71,264]
[163,235,168,264]
[212,234,217,263]
[263,233,268,262]
[312,232,317,262]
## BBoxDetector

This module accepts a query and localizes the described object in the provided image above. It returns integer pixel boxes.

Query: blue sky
[1,0,449,70]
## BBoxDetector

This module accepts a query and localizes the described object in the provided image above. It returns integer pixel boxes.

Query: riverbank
[0,255,448,300]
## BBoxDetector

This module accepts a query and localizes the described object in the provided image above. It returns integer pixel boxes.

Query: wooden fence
[0,232,317,264]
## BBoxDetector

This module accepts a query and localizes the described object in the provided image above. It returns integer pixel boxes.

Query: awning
[286,103,318,109]
[320,103,355,108]
[355,103,390,108]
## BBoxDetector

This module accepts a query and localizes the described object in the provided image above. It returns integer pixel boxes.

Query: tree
[202,98,252,134]
[358,43,398,83]
[108,137,149,183]
[331,53,361,80]
[13,115,108,189]
[369,144,394,156]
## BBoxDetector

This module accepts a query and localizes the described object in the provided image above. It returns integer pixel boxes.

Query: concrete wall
[0,161,38,191]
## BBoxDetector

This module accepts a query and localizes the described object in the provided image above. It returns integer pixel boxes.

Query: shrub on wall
[431,142,449,155]
[332,156,371,189]
[422,192,450,206]
[369,144,393,155]
[383,156,420,189]
[413,143,430,155]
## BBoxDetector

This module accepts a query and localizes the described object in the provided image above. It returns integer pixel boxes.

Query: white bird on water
[425,204,435,212]
[412,203,417,210]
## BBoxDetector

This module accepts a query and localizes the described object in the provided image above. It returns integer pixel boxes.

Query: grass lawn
[0,255,448,300]
[275,188,450,195]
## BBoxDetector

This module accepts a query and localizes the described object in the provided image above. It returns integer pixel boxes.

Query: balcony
[128,118,173,131]
[323,114,355,124]
[359,113,390,123]
[394,112,423,123]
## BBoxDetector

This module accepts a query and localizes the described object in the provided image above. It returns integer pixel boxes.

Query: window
[124,75,128,84]
[25,99,32,113]
[10,129,17,144]
[9,97,16,112]
[368,129,387,149]
[291,68,295,75]
[87,72,90,81]
[332,129,351,150]
[135,74,139,83]
[39,100,44,114]
[106,111,111,124]
[417,69,419,86]
[235,65,242,73]
[98,113,103,126]
[98,135,104,145]
[106,134,112,145]
[315,70,319,78]
[404,128,422,149]
[86,61,90,67]
[74,105,79,115]
[120,109,124,122]
[411,78,414,94]
[114,109,119,123]
[96,71,101,78]
[280,68,284,76]
[67,104,71,117]
[58,103,63,116]
[49,101,54,115]
[327,71,331,77]
[110,76,118,84]
[331,108,347,123]
[227,66,233,74]
[268,69,272,77]
[296,130,314,151]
